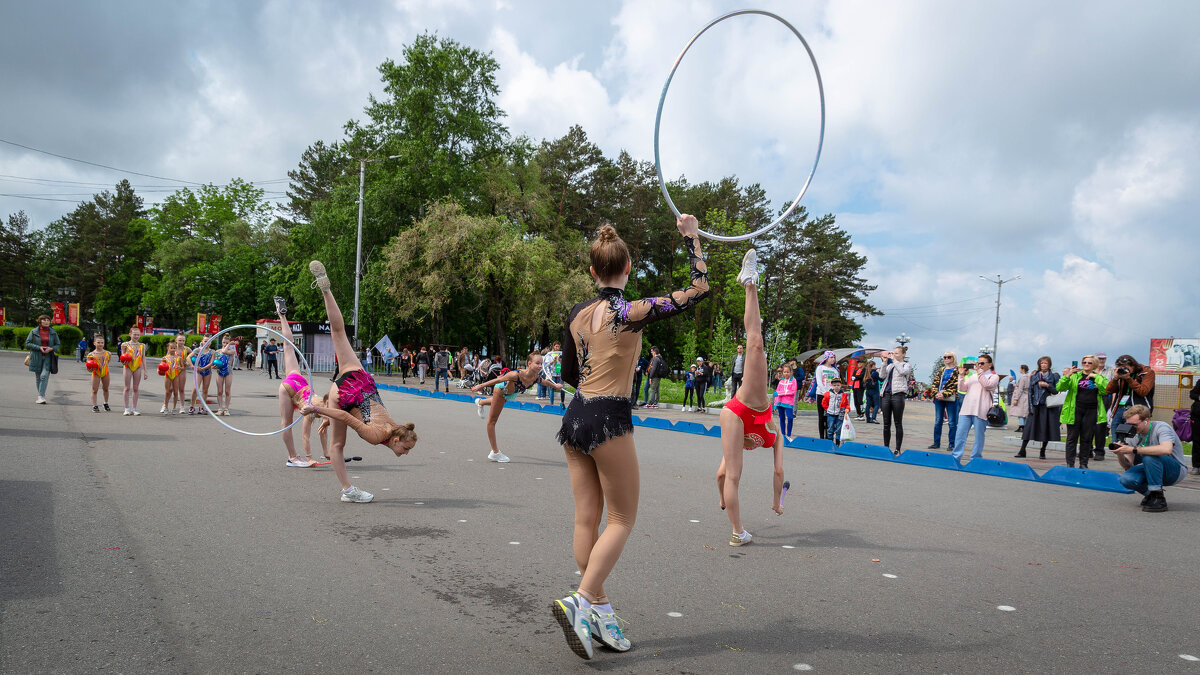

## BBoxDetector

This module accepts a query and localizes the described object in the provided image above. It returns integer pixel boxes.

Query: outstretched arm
[301,404,390,445]
[471,371,516,392]
[620,216,710,331]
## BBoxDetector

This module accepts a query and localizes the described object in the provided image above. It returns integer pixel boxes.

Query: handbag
[49,352,59,375]
[24,353,31,366]
[1045,391,1067,407]
[986,388,1007,426]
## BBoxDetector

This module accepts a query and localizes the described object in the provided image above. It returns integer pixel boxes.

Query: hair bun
[596,224,618,242]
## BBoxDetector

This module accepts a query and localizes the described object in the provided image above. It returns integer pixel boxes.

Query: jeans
[777,405,794,437]
[881,392,906,451]
[932,397,962,448]
[952,414,987,461]
[34,359,52,397]
[643,376,652,404]
[547,376,563,405]
[829,413,844,444]
[537,381,548,398]
[648,378,660,405]
[864,388,881,422]
[632,372,642,402]
[1118,455,1184,493]
[731,373,743,396]
[434,367,450,392]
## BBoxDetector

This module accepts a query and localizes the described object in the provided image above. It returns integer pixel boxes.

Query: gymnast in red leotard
[715,248,785,548]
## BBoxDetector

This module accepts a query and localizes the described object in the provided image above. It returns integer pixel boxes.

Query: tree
[0,210,37,324]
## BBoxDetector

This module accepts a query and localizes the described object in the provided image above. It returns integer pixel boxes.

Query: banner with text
[1149,338,1200,373]
[68,303,79,325]
[52,302,65,324]
[197,313,208,334]
[208,314,221,335]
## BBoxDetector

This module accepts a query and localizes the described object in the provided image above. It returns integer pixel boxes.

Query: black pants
[817,404,828,439]
[731,373,743,396]
[696,381,708,409]
[267,359,279,378]
[1094,421,1108,459]
[683,387,694,407]
[881,392,906,451]
[853,388,864,416]
[1065,406,1098,467]
[631,373,642,401]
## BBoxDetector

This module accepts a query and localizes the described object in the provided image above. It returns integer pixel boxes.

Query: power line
[0,137,204,185]
[876,294,994,312]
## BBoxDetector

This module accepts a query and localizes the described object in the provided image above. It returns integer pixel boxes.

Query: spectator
[731,344,745,396]
[633,352,648,405]
[1016,356,1060,459]
[25,314,60,404]
[849,360,866,421]
[821,377,851,446]
[1056,355,1109,469]
[682,365,697,411]
[77,336,89,362]
[544,342,564,406]
[1105,354,1155,434]
[456,347,469,381]
[713,363,724,392]
[433,345,451,392]
[1189,378,1200,475]
[1113,404,1188,512]
[862,357,881,424]
[928,350,961,450]
[645,346,664,408]
[259,340,268,371]
[1093,352,1114,461]
[1010,365,1030,432]
[878,346,913,454]
[951,353,999,462]
[809,351,840,440]
[244,341,256,371]
[694,357,713,412]
[774,364,798,438]
[264,338,281,379]
[415,346,430,384]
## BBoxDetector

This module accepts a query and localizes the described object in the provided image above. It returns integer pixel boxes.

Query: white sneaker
[160,405,168,414]
[340,485,373,503]
[131,409,141,416]
[589,607,631,652]
[551,594,594,660]
[36,396,46,404]
[729,530,753,547]
[737,247,759,287]
[123,409,132,416]
[285,457,312,468]
[488,451,510,463]
[475,398,486,418]
[308,260,331,291]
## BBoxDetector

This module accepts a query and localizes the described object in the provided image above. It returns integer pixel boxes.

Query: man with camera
[1111,404,1188,513]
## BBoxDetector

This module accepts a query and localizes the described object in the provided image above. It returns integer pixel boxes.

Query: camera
[1107,422,1136,451]
[1116,367,1130,376]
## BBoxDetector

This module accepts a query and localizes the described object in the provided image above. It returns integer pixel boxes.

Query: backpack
[1172,409,1192,442]
[655,358,669,378]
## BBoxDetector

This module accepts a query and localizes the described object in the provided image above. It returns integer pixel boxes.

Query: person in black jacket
[1190,378,1200,475]
[694,357,713,412]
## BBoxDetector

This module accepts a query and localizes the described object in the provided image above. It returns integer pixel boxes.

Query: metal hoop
[653,9,826,242]
[191,324,315,437]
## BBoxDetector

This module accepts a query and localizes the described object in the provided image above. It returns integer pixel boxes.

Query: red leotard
[725,396,777,449]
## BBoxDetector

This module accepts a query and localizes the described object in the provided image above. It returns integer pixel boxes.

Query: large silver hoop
[653,9,826,242]
[192,324,314,437]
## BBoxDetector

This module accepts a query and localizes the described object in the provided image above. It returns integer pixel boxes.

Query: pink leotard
[282,372,311,409]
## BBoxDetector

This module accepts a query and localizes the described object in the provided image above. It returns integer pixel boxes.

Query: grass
[644,378,817,410]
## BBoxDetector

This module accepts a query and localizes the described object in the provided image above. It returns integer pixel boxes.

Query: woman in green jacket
[25,314,61,404]
[1056,354,1109,469]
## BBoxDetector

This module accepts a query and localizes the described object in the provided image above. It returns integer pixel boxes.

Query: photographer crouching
[1111,405,1188,513]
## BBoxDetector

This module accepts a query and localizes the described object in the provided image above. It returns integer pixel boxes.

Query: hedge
[7,324,84,354]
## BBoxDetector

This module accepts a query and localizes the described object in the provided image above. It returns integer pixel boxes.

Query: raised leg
[735,281,769,410]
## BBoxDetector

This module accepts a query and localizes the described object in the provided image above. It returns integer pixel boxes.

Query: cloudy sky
[2,0,1196,379]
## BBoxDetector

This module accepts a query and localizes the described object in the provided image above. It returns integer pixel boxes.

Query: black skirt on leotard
[556,392,634,455]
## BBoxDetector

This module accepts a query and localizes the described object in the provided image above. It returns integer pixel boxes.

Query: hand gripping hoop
[653,9,826,242]
[192,324,314,436]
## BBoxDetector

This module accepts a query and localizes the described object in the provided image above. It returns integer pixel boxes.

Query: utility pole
[354,153,401,349]
[979,274,1020,367]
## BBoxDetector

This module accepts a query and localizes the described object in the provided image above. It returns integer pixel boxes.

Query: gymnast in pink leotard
[273,300,328,468]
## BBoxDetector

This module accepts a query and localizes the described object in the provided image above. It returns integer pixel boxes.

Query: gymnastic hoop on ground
[192,324,314,437]
[653,9,826,242]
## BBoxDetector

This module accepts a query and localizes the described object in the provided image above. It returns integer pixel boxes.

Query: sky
[2,0,1197,380]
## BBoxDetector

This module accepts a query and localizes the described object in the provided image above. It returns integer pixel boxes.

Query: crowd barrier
[376,383,1133,493]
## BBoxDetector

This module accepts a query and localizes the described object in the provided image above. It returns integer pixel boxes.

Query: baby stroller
[460,359,504,394]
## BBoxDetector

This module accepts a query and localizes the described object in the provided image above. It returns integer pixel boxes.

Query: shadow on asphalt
[0,480,59,603]
[0,428,174,442]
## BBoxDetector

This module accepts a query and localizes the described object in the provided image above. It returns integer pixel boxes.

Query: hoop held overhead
[192,324,315,437]
[653,9,826,242]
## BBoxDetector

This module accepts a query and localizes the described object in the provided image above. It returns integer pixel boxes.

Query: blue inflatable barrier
[1037,466,1134,493]
[541,405,565,414]
[672,420,708,435]
[639,416,672,430]
[518,402,543,412]
[703,425,723,437]
[785,436,835,453]
[834,442,896,462]
[962,458,1040,482]
[897,450,962,470]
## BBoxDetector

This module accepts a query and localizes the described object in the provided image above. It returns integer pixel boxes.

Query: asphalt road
[2,352,1197,674]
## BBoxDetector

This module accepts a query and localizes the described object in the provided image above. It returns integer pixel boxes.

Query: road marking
[689,519,700,523]
[509,541,520,545]
[882,574,897,579]
[997,605,1015,612]
[793,664,814,671]
[414,502,424,505]
[1180,654,1198,661]
[781,545,795,549]
[458,519,467,523]
[667,612,682,618]
[381,488,390,491]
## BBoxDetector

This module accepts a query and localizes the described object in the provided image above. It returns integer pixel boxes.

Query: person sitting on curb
[1112,404,1188,513]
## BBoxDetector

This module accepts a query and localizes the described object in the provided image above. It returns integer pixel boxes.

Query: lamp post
[980,345,994,356]
[895,333,910,360]
[354,153,402,350]
[979,274,1020,370]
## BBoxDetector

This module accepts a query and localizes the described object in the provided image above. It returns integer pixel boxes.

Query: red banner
[197,313,208,334]
[52,302,65,324]
[136,314,145,331]
[0,307,5,325]
[144,315,153,331]
[208,314,221,334]
[1150,338,1200,373]
[68,303,79,325]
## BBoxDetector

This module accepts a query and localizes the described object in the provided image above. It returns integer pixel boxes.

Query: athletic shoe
[1191,467,1200,476]
[131,409,141,416]
[36,396,46,404]
[340,486,373,503]
[221,409,230,416]
[103,403,111,412]
[274,296,288,316]
[488,451,511,463]
[551,594,594,660]
[123,409,132,416]
[308,260,331,291]
[589,607,631,652]
[92,405,100,413]
[729,530,753,547]
[736,247,759,287]
[475,398,486,418]
[187,407,195,415]
[285,457,311,468]
[1142,490,1168,513]
[160,405,168,414]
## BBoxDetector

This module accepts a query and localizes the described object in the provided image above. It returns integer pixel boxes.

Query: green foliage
[0,326,12,348]
[13,327,33,350]
[52,325,83,354]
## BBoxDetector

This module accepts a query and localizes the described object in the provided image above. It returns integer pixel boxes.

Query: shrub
[13,327,33,350]
[0,326,14,349]
[52,324,84,355]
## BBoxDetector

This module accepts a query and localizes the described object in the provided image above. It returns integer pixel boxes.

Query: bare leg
[564,445,604,580]
[91,376,100,406]
[279,383,299,460]
[718,407,746,534]
[485,388,505,454]
[101,375,110,404]
[329,421,351,490]
[735,281,769,410]
[278,313,301,375]
[123,368,133,409]
[575,434,639,602]
[223,373,233,410]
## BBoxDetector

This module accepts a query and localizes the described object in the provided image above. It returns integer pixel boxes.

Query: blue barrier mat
[962,458,1040,482]
[785,436,835,453]
[835,442,897,462]
[1037,466,1134,493]
[672,420,708,435]
[639,417,672,430]
[897,450,962,470]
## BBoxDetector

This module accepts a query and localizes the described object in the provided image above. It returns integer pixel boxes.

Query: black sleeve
[560,324,579,389]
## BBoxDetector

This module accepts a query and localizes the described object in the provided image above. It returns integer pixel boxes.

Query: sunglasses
[1081,361,1094,365]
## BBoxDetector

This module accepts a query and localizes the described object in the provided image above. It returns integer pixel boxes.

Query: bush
[12,327,33,350]
[0,327,13,349]
[6,324,84,354]
[145,334,174,357]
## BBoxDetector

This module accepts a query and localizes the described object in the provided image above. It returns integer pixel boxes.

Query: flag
[136,314,144,331]
[52,302,65,324]
[68,303,79,325]
[374,335,398,359]
[208,314,221,334]
[197,313,208,334]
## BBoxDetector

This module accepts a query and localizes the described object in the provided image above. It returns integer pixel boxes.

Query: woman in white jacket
[951,353,1000,462]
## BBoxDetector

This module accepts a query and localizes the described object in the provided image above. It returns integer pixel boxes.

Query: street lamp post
[979,274,1020,369]
[354,153,402,350]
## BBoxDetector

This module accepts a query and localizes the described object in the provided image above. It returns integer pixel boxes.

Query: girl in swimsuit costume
[121,326,149,415]
[272,299,329,468]
[471,352,564,463]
